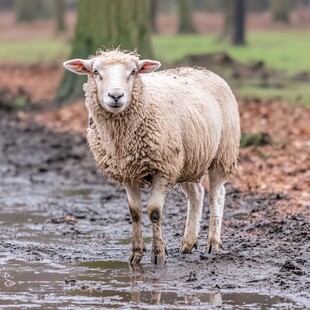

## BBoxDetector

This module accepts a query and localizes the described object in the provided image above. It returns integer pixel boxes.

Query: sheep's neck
[91,77,146,149]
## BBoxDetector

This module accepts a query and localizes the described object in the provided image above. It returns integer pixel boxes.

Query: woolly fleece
[83,51,240,188]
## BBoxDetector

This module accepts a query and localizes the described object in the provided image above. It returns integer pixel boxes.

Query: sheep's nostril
[108,91,124,101]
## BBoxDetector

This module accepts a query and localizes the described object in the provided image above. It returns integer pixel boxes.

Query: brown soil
[0,63,62,104]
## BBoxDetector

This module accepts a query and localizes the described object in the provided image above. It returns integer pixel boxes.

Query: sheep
[63,49,240,265]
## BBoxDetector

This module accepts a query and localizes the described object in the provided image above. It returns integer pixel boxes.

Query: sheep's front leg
[207,166,226,254]
[147,175,169,265]
[124,182,145,264]
[180,182,204,254]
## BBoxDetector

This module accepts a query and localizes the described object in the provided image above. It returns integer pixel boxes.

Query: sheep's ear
[138,59,161,73]
[63,58,92,75]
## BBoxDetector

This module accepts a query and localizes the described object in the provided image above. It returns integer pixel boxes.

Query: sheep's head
[63,50,161,113]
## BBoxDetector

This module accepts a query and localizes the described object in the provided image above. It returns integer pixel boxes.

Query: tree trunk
[0,0,13,10]
[15,0,37,22]
[232,0,246,45]
[57,0,154,102]
[205,0,217,12]
[150,0,158,33]
[15,0,52,22]
[270,0,291,23]
[247,0,269,12]
[55,0,66,33]
[178,0,195,33]
[218,0,234,42]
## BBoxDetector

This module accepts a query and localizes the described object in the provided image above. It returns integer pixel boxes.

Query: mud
[0,112,309,309]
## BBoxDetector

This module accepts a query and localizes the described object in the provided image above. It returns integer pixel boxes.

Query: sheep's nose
[108,88,124,101]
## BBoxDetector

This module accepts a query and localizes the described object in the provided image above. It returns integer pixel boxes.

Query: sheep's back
[142,67,240,181]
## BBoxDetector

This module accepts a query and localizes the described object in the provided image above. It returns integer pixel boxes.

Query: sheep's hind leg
[147,174,169,265]
[124,182,145,264]
[207,165,226,254]
[180,182,204,254]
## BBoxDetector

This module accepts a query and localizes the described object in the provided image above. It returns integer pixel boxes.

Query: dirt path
[0,105,309,309]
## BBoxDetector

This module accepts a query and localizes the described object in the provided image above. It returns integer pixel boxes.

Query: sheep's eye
[93,69,99,76]
[131,69,137,76]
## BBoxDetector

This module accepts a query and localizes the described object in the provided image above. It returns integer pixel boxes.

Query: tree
[232,0,246,45]
[270,0,291,23]
[0,0,13,9]
[218,0,234,42]
[204,0,220,12]
[150,0,158,33]
[178,0,196,33]
[15,0,52,22]
[54,0,66,33]
[247,0,269,12]
[218,0,246,45]
[57,0,154,101]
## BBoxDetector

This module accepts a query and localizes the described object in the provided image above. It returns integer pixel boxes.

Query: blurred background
[0,0,309,104]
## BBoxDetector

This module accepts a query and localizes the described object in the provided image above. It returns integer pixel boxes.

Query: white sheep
[63,49,240,265]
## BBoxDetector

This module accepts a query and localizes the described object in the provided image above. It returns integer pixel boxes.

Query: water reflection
[128,263,223,307]
[0,258,302,309]
[76,260,302,309]
[78,261,223,307]
[129,263,167,306]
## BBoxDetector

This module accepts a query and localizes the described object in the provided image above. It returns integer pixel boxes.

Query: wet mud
[0,113,309,309]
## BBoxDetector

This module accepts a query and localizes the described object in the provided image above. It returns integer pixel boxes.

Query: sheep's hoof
[206,238,222,254]
[129,247,146,264]
[180,241,198,254]
[129,252,143,264]
[151,247,168,266]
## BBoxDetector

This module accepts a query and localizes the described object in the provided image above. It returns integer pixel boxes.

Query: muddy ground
[0,100,309,308]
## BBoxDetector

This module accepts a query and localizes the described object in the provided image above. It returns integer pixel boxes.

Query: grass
[0,31,309,105]
[153,30,310,76]
[152,30,310,106]
[0,39,70,63]
[1,30,309,75]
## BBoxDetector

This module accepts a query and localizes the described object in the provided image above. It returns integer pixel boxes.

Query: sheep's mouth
[102,101,126,113]
[105,99,126,108]
[108,103,124,108]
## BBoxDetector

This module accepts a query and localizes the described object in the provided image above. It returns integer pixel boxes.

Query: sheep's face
[63,55,161,114]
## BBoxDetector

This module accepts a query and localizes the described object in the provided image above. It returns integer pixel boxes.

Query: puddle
[116,237,152,245]
[62,188,92,198]
[0,259,303,309]
[71,261,304,309]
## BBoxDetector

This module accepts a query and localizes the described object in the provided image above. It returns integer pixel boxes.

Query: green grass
[0,39,70,63]
[153,30,310,106]
[1,31,309,75]
[0,31,309,105]
[153,30,310,75]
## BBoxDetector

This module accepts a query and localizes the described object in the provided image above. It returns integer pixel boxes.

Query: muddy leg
[147,174,169,265]
[207,166,226,254]
[124,182,145,263]
[180,182,204,254]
